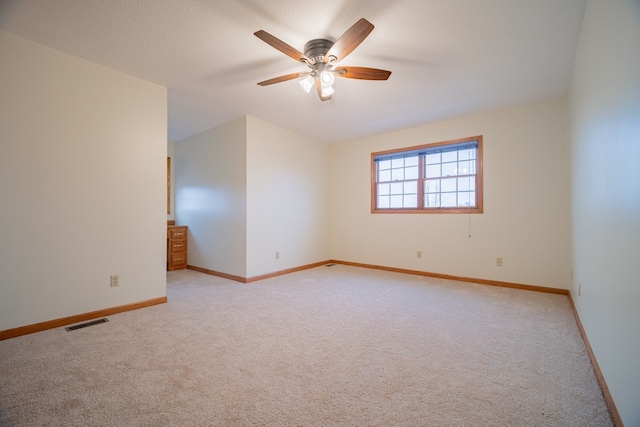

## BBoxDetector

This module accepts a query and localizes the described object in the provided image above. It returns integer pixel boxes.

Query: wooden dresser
[167,225,188,271]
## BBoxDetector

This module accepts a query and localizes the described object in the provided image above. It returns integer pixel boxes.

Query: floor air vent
[65,318,109,332]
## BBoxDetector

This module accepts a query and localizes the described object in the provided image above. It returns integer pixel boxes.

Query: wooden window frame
[371,136,483,214]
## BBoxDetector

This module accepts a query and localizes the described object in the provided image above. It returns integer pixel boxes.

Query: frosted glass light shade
[321,85,335,97]
[299,75,315,93]
[319,70,335,87]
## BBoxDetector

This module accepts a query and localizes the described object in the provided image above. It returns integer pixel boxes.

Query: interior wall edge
[567,292,624,427]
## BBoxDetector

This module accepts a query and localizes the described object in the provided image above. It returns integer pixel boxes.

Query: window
[372,136,483,213]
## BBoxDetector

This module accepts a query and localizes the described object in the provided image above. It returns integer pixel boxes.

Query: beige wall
[246,116,330,278]
[568,0,640,424]
[174,116,330,279]
[174,117,248,278]
[0,32,168,331]
[330,98,571,289]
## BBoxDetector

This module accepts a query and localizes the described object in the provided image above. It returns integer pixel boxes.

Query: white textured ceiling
[0,0,586,143]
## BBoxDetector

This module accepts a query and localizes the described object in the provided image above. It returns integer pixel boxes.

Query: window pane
[404,180,417,194]
[458,191,471,207]
[441,192,457,207]
[459,176,475,192]
[425,193,440,207]
[426,164,440,178]
[405,156,419,166]
[425,153,440,165]
[442,162,457,176]
[442,151,457,163]
[424,179,440,194]
[378,195,390,208]
[390,182,403,194]
[378,183,390,195]
[458,160,472,175]
[457,177,471,191]
[458,149,471,160]
[379,170,391,182]
[391,158,404,168]
[404,194,417,207]
[391,168,404,181]
[390,195,403,208]
[378,160,391,170]
[405,166,419,180]
[441,178,456,192]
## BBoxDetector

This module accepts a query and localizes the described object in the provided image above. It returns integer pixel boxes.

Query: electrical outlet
[417,251,422,259]
[275,252,280,260]
[496,257,503,267]
[110,275,119,287]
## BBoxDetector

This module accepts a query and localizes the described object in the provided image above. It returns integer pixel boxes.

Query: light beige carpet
[0,265,613,426]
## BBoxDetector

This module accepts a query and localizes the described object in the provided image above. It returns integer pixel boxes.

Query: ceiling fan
[254,18,391,101]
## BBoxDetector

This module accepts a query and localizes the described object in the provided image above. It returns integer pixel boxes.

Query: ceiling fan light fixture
[320,84,335,98]
[319,70,335,88]
[299,75,315,93]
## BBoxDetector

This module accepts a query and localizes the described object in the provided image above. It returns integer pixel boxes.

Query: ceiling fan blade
[254,30,311,64]
[334,66,391,80]
[316,78,332,102]
[257,72,308,86]
[324,18,374,63]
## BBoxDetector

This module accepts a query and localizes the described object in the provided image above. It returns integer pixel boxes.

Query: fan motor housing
[304,39,333,62]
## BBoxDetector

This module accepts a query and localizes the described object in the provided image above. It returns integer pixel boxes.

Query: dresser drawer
[170,252,187,267]
[168,227,187,239]
[170,239,186,252]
